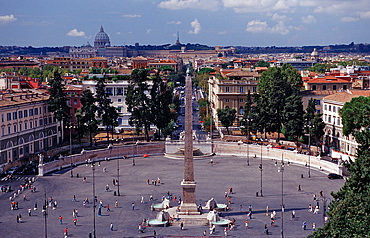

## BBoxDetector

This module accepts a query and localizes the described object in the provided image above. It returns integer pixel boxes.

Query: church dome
[94,26,110,48]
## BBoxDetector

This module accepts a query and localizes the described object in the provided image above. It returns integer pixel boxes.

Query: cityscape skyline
[1,0,370,47]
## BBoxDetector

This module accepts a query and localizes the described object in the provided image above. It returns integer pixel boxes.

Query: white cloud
[222,0,294,13]
[188,18,201,34]
[218,31,226,35]
[0,14,17,24]
[270,13,291,22]
[167,20,182,25]
[67,29,86,37]
[358,11,370,19]
[122,14,141,18]
[146,29,152,34]
[301,15,316,24]
[340,16,359,22]
[246,20,289,35]
[158,0,219,10]
[117,32,121,35]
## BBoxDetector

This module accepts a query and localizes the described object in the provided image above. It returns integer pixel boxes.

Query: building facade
[0,90,59,171]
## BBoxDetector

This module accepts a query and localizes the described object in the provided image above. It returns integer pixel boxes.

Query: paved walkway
[0,155,344,237]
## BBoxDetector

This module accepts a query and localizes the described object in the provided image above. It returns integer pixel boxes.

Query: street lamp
[91,161,96,238]
[41,191,48,238]
[65,122,75,177]
[246,117,250,166]
[117,157,121,196]
[308,121,311,178]
[259,141,263,197]
[319,196,332,223]
[276,154,285,238]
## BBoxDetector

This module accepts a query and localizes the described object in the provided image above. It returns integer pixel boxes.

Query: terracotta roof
[323,90,370,103]
[305,75,351,84]
[0,91,49,107]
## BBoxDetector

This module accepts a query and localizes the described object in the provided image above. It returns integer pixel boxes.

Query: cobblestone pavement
[0,154,344,238]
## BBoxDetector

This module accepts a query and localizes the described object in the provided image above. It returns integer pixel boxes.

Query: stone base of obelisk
[178,180,199,215]
[167,207,209,226]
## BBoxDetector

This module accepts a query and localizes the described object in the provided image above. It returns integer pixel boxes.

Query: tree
[81,90,98,147]
[48,69,69,144]
[307,63,326,74]
[282,94,304,141]
[309,96,370,238]
[257,64,303,141]
[217,107,236,135]
[95,76,118,143]
[126,69,153,141]
[241,90,257,137]
[198,68,216,74]
[304,98,325,147]
[254,60,270,68]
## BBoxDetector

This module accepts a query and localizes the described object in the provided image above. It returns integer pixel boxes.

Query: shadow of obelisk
[178,67,200,216]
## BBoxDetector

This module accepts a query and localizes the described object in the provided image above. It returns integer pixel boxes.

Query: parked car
[7,167,19,175]
[327,173,343,179]
[272,145,283,149]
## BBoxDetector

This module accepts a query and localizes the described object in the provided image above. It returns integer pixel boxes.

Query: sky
[1,0,369,47]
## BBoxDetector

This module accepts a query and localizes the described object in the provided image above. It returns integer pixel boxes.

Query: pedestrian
[302,221,307,230]
[72,195,77,202]
[271,218,275,227]
[209,224,213,234]
[64,227,68,236]
[264,224,269,235]
[298,185,301,191]
[320,191,323,197]
[149,194,153,201]
[291,210,296,219]
[314,205,319,214]
[83,176,86,182]
[158,177,161,184]
[312,222,316,231]
[313,194,317,201]
[308,204,313,212]
[59,215,63,224]
[107,204,111,211]
[110,223,114,231]
[239,205,243,212]
[16,214,19,223]
[266,206,269,216]
[132,202,135,210]
[203,230,207,236]
[115,200,118,208]
[247,211,252,219]
[28,208,31,216]
[73,218,77,226]
[141,196,144,203]
[180,221,184,230]
[249,204,253,212]
[245,220,249,229]
[224,227,228,236]
[105,184,109,192]
[23,194,27,201]
[113,179,116,186]
[153,230,157,237]
[103,167,106,172]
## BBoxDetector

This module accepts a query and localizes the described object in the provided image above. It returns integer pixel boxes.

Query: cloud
[117,32,121,35]
[218,31,226,35]
[67,29,86,37]
[222,0,293,13]
[301,15,316,24]
[167,20,182,25]
[358,11,370,19]
[188,18,201,34]
[158,0,219,10]
[341,16,359,22]
[122,14,141,18]
[0,14,17,24]
[146,29,152,34]
[246,20,289,35]
[270,13,291,22]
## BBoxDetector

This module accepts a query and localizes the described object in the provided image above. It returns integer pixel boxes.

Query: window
[1,114,3,122]
[337,118,340,125]
[117,107,122,113]
[252,86,257,93]
[333,85,337,90]
[324,104,327,111]
[30,121,33,129]
[333,106,336,113]
[24,110,28,117]
[73,99,77,105]
[19,111,23,119]
[13,124,17,133]
[34,108,38,115]
[1,127,4,136]
[315,100,321,105]
[117,87,123,95]
[7,126,10,134]
[239,98,244,103]
[239,87,244,93]
[323,85,327,90]
[106,88,113,96]
[329,105,331,111]
[35,120,37,127]
[225,87,230,93]
[324,114,327,122]
[13,112,17,120]
[29,109,33,117]
[312,85,317,90]
[239,106,244,115]
[343,85,347,90]
[117,98,122,103]
[124,87,128,95]
[39,119,43,126]
[328,115,331,123]
[7,113,11,121]
[225,99,230,103]
[24,122,27,130]
[44,118,47,125]
[19,123,22,131]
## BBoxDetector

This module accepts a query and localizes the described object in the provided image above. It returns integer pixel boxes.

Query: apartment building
[208,69,262,127]
[322,90,370,159]
[0,90,59,171]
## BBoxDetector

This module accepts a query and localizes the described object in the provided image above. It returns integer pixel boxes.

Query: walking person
[72,195,77,202]
[312,222,316,231]
[132,202,135,210]
[115,200,118,208]
[28,208,32,216]
[73,218,77,226]
[141,196,144,203]
[107,204,111,211]
[224,227,228,236]
[110,223,114,231]
[180,221,184,230]
[245,220,249,229]
[302,221,307,230]
[59,215,63,224]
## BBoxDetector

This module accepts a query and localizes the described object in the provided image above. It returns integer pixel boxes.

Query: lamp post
[276,154,285,238]
[308,121,311,178]
[91,161,96,238]
[42,191,48,238]
[246,117,250,166]
[117,157,120,196]
[320,196,332,223]
[259,141,263,197]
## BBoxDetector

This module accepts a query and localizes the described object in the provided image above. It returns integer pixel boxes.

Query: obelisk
[179,67,199,215]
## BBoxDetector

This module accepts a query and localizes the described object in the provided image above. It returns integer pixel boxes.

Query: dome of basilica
[94,26,110,48]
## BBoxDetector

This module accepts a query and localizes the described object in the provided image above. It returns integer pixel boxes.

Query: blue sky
[1,0,369,47]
